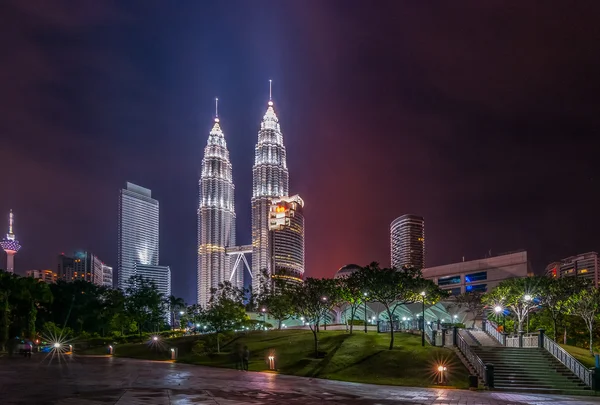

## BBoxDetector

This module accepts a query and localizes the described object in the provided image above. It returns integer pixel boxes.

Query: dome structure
[335,264,361,278]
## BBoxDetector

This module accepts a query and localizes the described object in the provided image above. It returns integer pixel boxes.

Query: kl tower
[0,210,22,273]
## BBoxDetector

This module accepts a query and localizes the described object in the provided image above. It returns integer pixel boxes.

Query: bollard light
[268,355,275,370]
[437,365,448,384]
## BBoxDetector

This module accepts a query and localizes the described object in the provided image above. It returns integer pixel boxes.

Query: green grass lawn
[111,330,469,388]
[560,344,597,368]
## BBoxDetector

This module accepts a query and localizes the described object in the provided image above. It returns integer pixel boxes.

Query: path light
[437,365,448,384]
[170,348,177,360]
[268,355,275,370]
[153,336,158,341]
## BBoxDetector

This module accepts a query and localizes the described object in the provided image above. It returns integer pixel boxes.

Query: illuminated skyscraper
[390,214,425,270]
[252,83,289,293]
[269,195,304,284]
[197,100,237,308]
[0,210,22,273]
[118,182,159,289]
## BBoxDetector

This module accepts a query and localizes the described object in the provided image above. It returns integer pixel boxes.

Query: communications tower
[0,210,22,273]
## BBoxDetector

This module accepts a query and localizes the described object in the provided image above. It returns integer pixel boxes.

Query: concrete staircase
[472,346,592,395]
[465,329,502,347]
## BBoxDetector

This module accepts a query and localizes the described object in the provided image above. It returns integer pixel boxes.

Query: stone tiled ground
[1,354,600,404]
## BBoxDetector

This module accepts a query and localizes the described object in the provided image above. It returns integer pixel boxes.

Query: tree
[166,295,185,330]
[362,263,441,350]
[538,277,587,340]
[257,273,296,330]
[452,291,484,328]
[124,275,166,336]
[336,269,367,334]
[15,276,53,339]
[564,287,600,356]
[203,282,247,352]
[0,271,19,351]
[483,276,543,333]
[292,278,339,357]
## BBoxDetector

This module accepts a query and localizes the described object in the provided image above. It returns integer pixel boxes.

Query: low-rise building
[26,269,57,284]
[545,252,599,287]
[422,250,531,296]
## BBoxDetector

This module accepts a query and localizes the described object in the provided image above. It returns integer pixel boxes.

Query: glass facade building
[269,195,304,284]
[197,113,237,308]
[118,182,159,290]
[390,214,425,270]
[251,97,289,294]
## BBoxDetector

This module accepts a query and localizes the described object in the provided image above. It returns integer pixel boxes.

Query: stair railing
[425,322,434,344]
[483,319,505,345]
[456,332,488,386]
[543,334,594,388]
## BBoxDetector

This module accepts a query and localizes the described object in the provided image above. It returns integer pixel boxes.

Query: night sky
[1,1,600,304]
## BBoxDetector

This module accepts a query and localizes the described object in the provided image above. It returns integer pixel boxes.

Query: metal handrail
[456,332,487,385]
[484,320,504,345]
[543,335,594,387]
[425,323,434,344]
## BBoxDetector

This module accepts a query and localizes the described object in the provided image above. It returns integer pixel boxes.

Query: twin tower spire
[197,82,290,307]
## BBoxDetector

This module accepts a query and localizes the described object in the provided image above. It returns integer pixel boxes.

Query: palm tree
[167,295,185,330]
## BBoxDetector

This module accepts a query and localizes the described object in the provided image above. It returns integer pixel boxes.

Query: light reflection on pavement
[1,355,599,404]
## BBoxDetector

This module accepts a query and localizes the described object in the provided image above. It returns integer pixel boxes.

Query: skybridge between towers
[226,244,252,283]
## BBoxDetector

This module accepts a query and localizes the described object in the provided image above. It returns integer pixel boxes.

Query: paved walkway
[1,355,599,404]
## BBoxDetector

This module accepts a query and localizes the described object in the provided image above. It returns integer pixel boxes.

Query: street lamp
[494,305,505,330]
[524,295,532,333]
[453,315,458,325]
[321,297,328,330]
[261,307,267,328]
[363,292,368,333]
[420,291,426,346]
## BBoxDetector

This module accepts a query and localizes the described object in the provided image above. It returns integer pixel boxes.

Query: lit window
[438,275,461,286]
[465,272,487,283]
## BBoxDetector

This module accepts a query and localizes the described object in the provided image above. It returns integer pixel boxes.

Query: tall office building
[102,264,113,288]
[251,88,289,293]
[57,251,104,286]
[118,182,159,289]
[134,264,171,298]
[545,252,599,287]
[269,195,305,284]
[390,214,425,270]
[197,102,237,308]
[0,210,21,273]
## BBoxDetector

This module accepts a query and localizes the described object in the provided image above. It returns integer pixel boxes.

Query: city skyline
[2,2,600,304]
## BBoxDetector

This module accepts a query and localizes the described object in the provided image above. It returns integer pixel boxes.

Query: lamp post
[322,297,328,330]
[363,292,368,333]
[494,305,505,330]
[261,307,267,330]
[453,315,458,325]
[420,291,426,346]
[524,294,532,334]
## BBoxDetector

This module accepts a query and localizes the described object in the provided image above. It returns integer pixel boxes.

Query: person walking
[242,345,249,371]
[232,343,242,370]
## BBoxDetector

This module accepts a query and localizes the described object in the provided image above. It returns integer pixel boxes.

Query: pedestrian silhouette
[242,345,249,371]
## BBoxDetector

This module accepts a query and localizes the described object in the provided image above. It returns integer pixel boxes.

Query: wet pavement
[1,355,600,404]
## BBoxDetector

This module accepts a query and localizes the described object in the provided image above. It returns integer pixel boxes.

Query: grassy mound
[560,344,597,368]
[110,330,468,388]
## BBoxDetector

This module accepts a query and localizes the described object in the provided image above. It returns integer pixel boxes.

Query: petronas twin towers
[197,89,296,307]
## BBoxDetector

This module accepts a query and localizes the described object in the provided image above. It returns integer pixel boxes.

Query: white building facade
[197,110,237,308]
[251,95,290,294]
[118,183,159,290]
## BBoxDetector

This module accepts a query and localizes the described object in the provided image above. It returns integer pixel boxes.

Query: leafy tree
[125,275,166,336]
[0,271,19,351]
[564,287,600,356]
[203,282,247,352]
[257,273,296,330]
[15,276,53,339]
[483,276,543,333]
[452,291,484,328]
[336,269,367,334]
[166,295,185,329]
[362,263,440,350]
[292,278,339,357]
[538,277,588,340]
